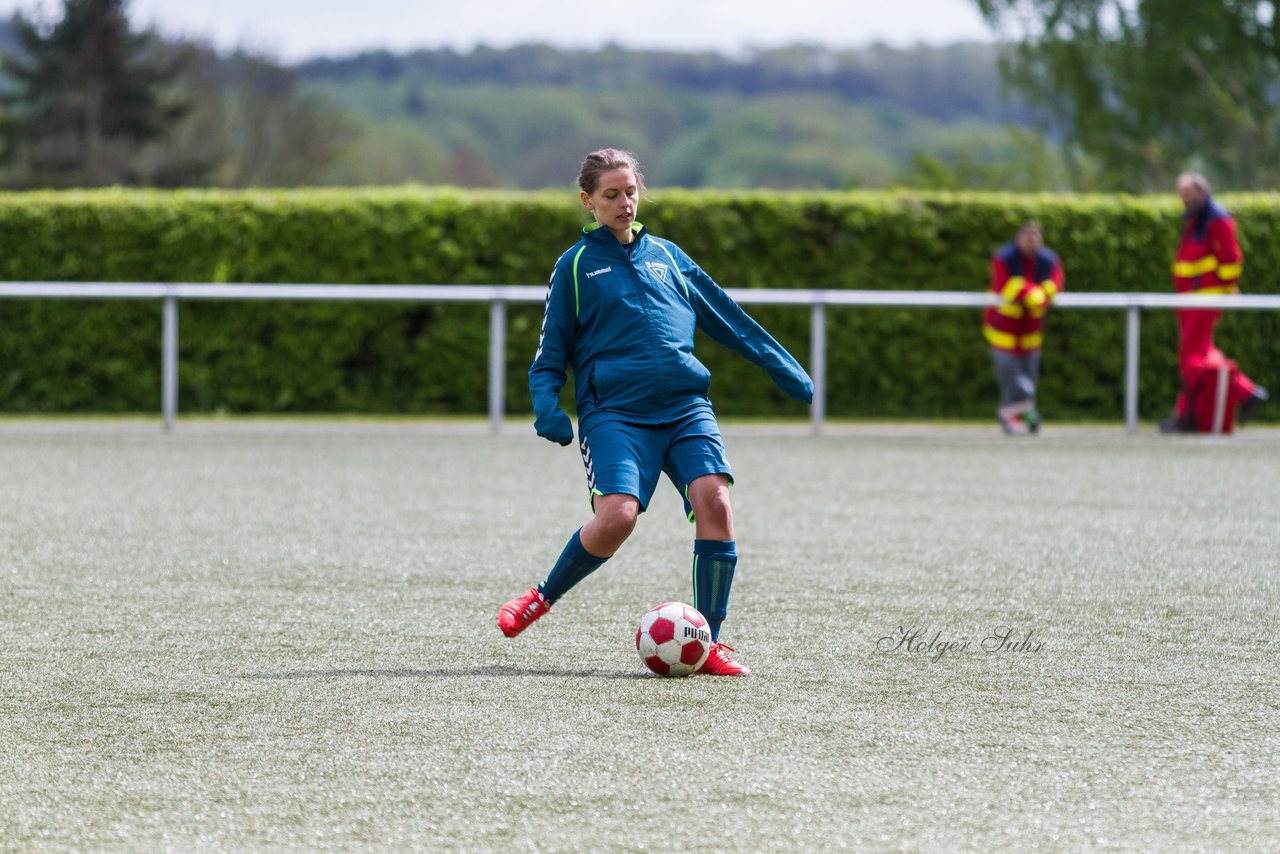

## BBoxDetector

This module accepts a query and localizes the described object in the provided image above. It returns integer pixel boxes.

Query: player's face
[581,168,639,238]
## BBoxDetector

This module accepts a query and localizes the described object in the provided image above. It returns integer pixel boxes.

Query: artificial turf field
[2,422,1277,851]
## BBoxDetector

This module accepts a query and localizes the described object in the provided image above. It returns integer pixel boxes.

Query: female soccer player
[496,148,813,676]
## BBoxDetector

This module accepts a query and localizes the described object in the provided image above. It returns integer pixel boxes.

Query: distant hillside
[297,43,1062,191]
[299,42,1026,124]
[0,20,1056,191]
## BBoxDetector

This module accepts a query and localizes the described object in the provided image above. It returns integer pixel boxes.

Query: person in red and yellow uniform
[1161,172,1267,432]
[983,221,1064,434]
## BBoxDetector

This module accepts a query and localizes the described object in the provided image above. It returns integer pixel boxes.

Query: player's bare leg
[579,493,640,557]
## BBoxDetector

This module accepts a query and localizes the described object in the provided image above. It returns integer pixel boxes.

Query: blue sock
[692,539,737,642]
[538,529,608,605]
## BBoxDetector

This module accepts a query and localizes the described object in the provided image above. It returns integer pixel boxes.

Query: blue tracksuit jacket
[530,221,813,439]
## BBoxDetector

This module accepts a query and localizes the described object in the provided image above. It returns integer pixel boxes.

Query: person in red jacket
[982,221,1064,434]
[1160,172,1267,432]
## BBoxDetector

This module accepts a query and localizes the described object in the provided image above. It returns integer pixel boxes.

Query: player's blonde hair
[577,149,646,195]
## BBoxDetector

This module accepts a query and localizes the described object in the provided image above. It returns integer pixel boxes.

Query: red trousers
[1175,308,1256,417]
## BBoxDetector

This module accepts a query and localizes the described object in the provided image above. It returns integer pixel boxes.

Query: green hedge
[1,187,1277,421]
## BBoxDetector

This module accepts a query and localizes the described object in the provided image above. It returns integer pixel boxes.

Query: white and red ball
[636,602,712,676]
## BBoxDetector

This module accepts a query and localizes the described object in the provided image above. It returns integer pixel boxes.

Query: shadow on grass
[236,665,654,681]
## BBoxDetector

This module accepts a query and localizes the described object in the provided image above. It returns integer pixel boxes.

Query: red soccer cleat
[497,587,551,638]
[698,642,751,676]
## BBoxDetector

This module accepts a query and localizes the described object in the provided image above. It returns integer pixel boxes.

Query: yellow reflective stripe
[984,325,1016,349]
[1173,257,1218,277]
[1000,276,1026,302]
[996,303,1024,319]
[1190,285,1240,296]
[1218,262,1243,281]
[1041,280,1059,299]
[984,324,1042,350]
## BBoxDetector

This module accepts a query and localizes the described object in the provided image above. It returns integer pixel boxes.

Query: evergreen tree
[0,0,188,187]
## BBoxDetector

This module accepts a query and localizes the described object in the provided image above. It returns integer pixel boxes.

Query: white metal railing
[2,281,1278,435]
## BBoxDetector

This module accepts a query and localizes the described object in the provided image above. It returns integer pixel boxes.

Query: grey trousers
[991,349,1041,415]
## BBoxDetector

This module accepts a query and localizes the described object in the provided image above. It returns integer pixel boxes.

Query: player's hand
[776,371,814,404]
[1025,286,1049,319]
[534,408,574,446]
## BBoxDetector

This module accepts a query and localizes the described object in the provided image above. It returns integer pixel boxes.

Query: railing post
[810,300,826,435]
[1124,304,1140,435]
[488,298,506,434]
[162,295,178,432]
[1211,363,1229,435]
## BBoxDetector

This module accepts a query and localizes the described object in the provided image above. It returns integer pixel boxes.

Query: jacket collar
[583,220,648,245]
[999,241,1052,264]
[1184,194,1223,241]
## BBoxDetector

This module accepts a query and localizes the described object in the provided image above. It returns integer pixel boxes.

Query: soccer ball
[636,602,712,676]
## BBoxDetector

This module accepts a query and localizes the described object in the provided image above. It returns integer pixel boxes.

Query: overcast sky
[1,0,995,62]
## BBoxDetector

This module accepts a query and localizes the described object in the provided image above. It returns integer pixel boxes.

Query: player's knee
[689,476,733,529]
[593,495,640,543]
[699,497,733,532]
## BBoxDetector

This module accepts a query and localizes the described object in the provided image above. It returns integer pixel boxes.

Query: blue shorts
[578,411,733,520]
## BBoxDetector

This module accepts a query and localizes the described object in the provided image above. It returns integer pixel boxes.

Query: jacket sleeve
[993,254,1059,319]
[1210,216,1243,288]
[1042,256,1065,299]
[528,259,576,442]
[992,255,1032,305]
[674,247,813,404]
[990,255,1015,297]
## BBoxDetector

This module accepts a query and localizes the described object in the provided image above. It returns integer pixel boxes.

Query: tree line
[978,0,1280,190]
[0,0,349,188]
[1,0,1276,192]
[300,41,1027,125]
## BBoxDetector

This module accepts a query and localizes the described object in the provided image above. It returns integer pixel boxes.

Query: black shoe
[1159,414,1192,434]
[1238,386,1269,425]
[1026,408,1041,434]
